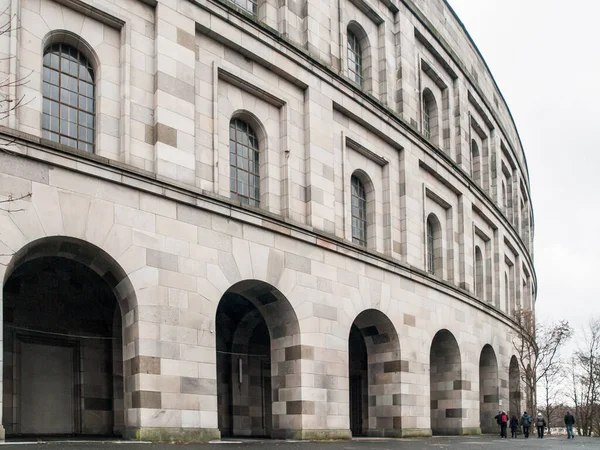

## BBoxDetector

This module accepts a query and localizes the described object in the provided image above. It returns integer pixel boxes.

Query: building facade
[0,0,535,441]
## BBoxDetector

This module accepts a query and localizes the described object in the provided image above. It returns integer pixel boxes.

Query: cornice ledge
[0,126,528,325]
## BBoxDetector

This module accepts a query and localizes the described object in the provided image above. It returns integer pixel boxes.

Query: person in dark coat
[536,412,547,438]
[493,411,509,438]
[521,411,532,438]
[564,411,575,439]
[510,415,519,438]
[494,411,503,437]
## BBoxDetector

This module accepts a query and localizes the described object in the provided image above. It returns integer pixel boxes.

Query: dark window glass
[233,0,257,15]
[351,175,367,247]
[423,106,431,140]
[347,31,363,86]
[230,119,260,207]
[42,43,94,152]
[427,217,435,274]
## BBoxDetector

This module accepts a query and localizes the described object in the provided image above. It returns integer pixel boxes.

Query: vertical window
[230,119,260,207]
[471,140,481,187]
[426,214,442,277]
[427,218,435,274]
[475,246,484,299]
[42,43,95,152]
[504,274,509,313]
[347,31,362,86]
[422,89,438,143]
[351,175,367,247]
[423,103,431,140]
[501,182,507,214]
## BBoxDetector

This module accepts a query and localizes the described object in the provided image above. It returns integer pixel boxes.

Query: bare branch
[511,309,573,416]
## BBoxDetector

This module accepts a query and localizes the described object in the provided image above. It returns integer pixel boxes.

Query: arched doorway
[348,309,401,437]
[479,345,499,433]
[430,329,462,435]
[509,356,521,419]
[216,280,300,438]
[2,237,134,437]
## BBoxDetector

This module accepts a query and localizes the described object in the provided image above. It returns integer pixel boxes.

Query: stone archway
[479,345,499,433]
[430,329,463,435]
[215,280,300,439]
[509,356,521,419]
[348,309,402,437]
[1,236,136,437]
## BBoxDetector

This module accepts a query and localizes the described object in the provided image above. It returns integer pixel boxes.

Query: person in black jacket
[564,411,575,439]
[494,411,503,437]
[510,415,519,438]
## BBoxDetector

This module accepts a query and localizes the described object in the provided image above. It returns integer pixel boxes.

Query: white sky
[446,0,600,338]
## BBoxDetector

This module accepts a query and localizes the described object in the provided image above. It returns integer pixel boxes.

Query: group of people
[494,410,576,439]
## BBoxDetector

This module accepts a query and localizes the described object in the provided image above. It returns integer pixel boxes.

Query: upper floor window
[471,140,481,187]
[230,118,260,207]
[351,175,367,247]
[501,181,507,214]
[475,246,484,299]
[42,43,95,152]
[426,214,442,276]
[504,273,510,314]
[233,0,257,14]
[347,30,363,86]
[422,89,438,144]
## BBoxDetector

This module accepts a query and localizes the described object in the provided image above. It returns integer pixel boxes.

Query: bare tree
[0,6,33,265]
[539,360,567,434]
[0,6,30,121]
[512,309,573,416]
[569,317,600,437]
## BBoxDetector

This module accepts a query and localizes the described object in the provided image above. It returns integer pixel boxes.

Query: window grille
[347,31,363,86]
[42,44,95,153]
[230,119,260,207]
[351,175,367,247]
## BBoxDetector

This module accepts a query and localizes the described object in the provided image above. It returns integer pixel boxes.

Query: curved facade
[0,0,534,441]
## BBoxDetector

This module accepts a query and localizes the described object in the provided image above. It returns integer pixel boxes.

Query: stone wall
[0,0,535,441]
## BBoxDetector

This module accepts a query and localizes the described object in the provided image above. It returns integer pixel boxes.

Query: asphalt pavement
[0,435,595,450]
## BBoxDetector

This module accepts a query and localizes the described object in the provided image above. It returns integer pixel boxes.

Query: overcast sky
[446,0,600,338]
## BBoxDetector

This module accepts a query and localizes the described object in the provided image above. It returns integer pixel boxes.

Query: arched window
[351,175,367,247]
[229,118,260,207]
[504,273,510,313]
[471,140,481,187]
[347,30,363,86]
[422,89,438,144]
[475,246,484,299]
[501,181,507,214]
[426,214,442,276]
[42,43,95,152]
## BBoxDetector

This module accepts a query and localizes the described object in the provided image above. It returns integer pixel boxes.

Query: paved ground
[0,436,594,449]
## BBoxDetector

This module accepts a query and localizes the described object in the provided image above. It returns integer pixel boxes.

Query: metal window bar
[423,101,431,140]
[347,31,363,86]
[351,176,367,247]
[42,43,95,153]
[427,219,435,274]
[230,119,260,207]
[233,0,257,15]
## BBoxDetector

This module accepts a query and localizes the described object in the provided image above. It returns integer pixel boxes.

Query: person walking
[521,411,532,438]
[510,415,519,438]
[564,411,575,439]
[498,411,509,438]
[494,411,503,437]
[536,412,547,438]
